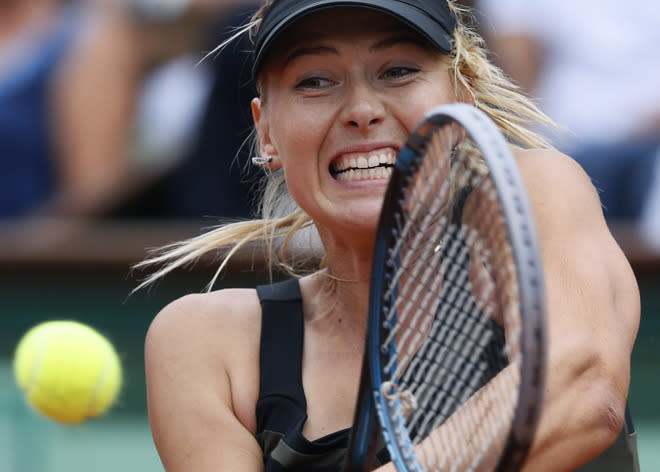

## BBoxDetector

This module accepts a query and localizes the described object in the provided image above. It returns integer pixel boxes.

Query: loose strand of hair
[133,210,313,292]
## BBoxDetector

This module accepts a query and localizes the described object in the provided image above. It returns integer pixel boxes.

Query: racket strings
[381,132,473,352]
[383,160,454,303]
[378,129,524,471]
[382,218,457,373]
[382,150,474,369]
[381,137,461,374]
[384,158,493,382]
[397,231,502,439]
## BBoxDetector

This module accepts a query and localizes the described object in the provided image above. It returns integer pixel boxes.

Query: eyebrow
[281,32,435,68]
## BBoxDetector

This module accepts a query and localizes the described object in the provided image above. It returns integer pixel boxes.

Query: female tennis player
[140,1,640,471]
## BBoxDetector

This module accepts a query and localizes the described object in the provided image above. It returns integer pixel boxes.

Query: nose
[340,83,385,133]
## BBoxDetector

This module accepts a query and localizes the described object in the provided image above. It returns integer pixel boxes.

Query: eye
[381,66,420,81]
[295,76,334,89]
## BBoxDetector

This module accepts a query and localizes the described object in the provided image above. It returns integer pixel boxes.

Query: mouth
[330,149,397,181]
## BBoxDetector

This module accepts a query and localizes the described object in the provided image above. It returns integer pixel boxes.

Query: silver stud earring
[251,155,273,166]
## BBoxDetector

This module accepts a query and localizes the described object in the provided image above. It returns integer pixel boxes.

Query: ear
[251,97,282,170]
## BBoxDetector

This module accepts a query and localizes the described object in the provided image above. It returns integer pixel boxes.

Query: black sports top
[255,279,357,472]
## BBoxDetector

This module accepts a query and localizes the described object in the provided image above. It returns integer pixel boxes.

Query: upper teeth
[332,151,396,173]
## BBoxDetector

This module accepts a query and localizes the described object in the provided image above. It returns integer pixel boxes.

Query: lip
[329,142,401,160]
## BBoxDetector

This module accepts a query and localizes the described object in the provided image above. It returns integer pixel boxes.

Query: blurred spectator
[1,0,260,227]
[114,1,261,221]
[476,0,660,226]
[0,0,79,218]
[0,0,142,220]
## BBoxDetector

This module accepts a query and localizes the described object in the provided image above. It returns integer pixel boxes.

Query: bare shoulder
[145,287,262,431]
[146,288,260,348]
[146,288,261,370]
[515,148,640,338]
[513,148,627,267]
[514,148,602,223]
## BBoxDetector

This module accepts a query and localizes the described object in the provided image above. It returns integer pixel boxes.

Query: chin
[339,204,383,233]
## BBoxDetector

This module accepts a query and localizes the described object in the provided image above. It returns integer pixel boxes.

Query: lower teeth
[335,167,392,181]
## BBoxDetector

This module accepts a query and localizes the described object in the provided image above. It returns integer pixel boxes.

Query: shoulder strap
[257,277,303,302]
[256,279,386,471]
[256,278,307,427]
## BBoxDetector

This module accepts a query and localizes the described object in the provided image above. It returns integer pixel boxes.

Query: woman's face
[253,8,458,242]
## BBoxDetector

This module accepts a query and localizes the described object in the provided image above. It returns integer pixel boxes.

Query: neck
[318,225,376,282]
[302,224,377,327]
[301,256,372,325]
[301,271,370,344]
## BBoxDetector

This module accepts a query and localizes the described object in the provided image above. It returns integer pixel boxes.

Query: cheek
[396,82,457,131]
[274,118,320,166]
[269,116,325,199]
[268,99,332,167]
[423,70,456,102]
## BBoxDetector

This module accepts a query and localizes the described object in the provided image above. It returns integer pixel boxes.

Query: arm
[145,290,265,472]
[373,150,639,472]
[518,149,640,470]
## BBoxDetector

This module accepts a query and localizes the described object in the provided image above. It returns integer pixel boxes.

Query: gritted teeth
[330,150,397,177]
[334,166,393,181]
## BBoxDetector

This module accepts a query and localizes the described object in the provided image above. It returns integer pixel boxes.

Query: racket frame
[345,103,547,472]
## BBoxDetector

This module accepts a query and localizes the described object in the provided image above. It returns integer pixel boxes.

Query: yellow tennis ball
[13,320,122,424]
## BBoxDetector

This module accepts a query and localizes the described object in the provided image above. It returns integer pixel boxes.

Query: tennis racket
[343,103,547,472]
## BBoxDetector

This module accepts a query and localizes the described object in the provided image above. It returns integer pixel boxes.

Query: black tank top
[255,279,640,472]
[255,279,351,472]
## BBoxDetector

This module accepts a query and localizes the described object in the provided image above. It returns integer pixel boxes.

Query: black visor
[252,0,457,79]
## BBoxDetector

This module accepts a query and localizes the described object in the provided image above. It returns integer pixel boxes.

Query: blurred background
[0,0,658,471]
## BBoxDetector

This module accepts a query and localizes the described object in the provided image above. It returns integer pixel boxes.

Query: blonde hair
[134,0,555,291]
